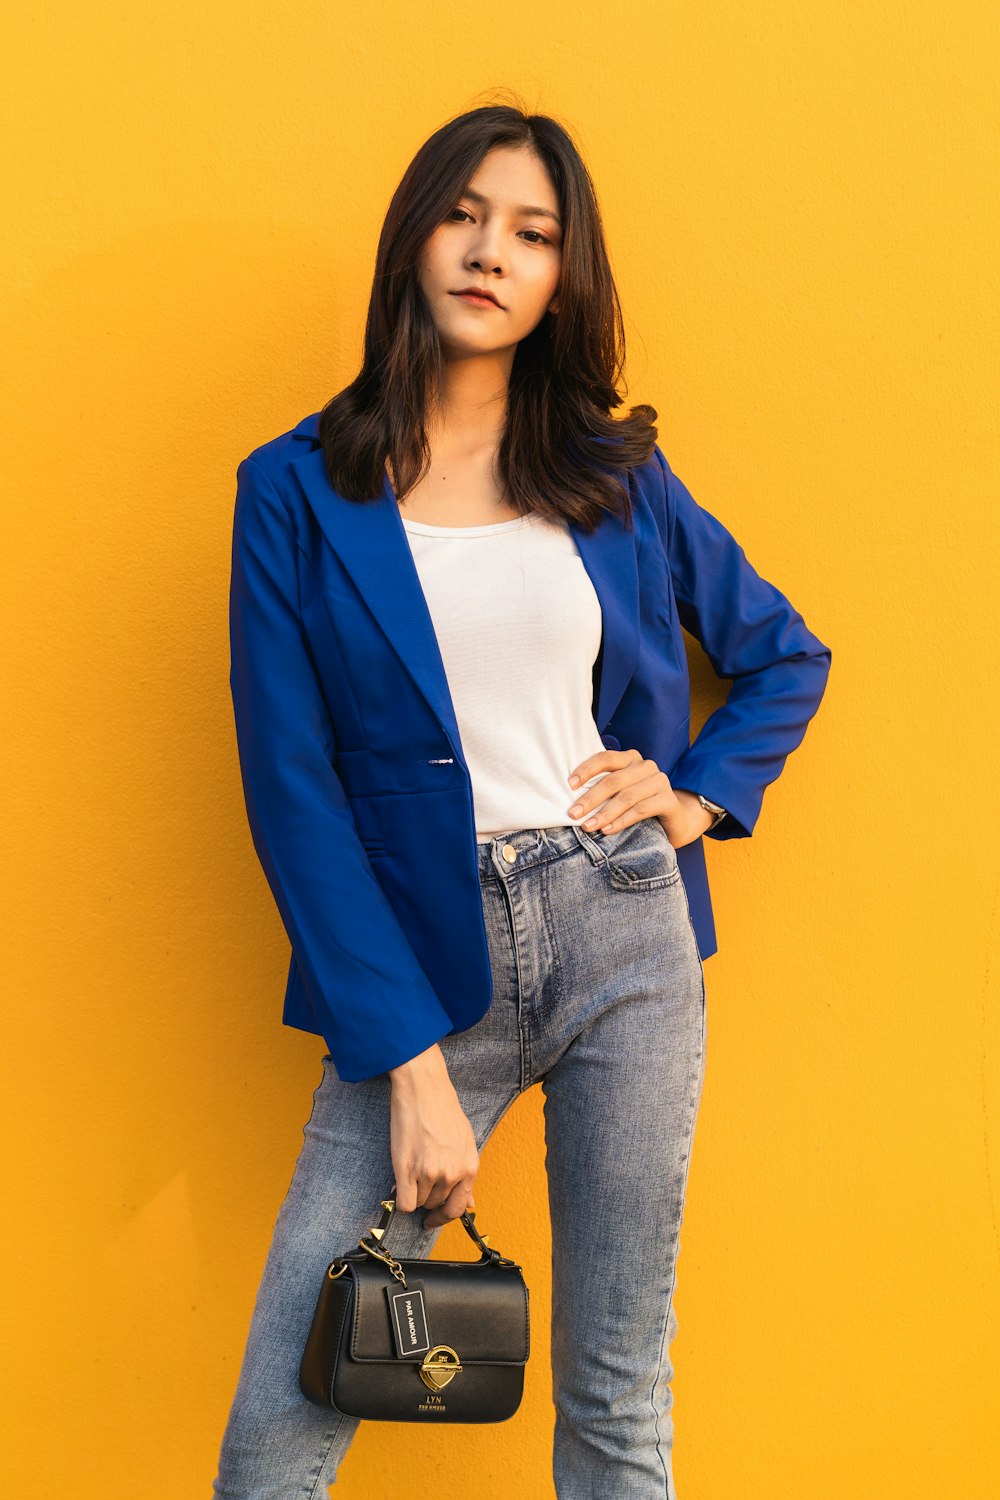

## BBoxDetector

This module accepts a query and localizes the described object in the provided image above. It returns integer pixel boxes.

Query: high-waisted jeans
[212,814,708,1499]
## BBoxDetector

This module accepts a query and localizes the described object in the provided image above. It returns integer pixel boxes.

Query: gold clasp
[358,1234,408,1287]
[419,1345,463,1390]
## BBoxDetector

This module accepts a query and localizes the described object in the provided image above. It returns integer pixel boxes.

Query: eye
[447,208,551,245]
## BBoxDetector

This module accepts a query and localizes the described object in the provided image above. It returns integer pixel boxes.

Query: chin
[438,329,508,356]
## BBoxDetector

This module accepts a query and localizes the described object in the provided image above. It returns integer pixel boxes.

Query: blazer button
[502,844,517,863]
[601,732,621,751]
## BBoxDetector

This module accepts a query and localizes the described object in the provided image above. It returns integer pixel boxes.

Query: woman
[213,104,832,1498]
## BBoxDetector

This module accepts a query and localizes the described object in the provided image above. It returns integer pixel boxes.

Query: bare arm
[388,1044,480,1228]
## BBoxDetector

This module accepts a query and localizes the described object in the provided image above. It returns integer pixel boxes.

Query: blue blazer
[229,411,832,1081]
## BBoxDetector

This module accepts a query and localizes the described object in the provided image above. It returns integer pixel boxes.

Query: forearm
[388,1041,449,1092]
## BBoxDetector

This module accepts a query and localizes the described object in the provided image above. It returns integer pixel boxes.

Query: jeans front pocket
[581,815,682,892]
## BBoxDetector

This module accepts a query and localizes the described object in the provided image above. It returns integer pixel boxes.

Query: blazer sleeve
[228,456,455,1082]
[653,446,833,840]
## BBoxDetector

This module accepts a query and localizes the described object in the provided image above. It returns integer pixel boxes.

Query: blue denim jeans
[212,815,707,1498]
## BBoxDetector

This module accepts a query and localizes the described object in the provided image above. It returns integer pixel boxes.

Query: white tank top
[400,511,613,842]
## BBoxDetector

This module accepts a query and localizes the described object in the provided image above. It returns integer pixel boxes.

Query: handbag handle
[357,1184,514,1270]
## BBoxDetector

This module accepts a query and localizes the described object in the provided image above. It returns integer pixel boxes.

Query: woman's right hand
[388,1043,479,1228]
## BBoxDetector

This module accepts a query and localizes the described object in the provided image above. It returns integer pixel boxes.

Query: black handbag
[299,1189,530,1423]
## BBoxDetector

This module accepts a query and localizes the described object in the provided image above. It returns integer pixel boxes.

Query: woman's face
[417,144,563,359]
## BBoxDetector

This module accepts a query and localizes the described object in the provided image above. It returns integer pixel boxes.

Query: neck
[426,350,511,452]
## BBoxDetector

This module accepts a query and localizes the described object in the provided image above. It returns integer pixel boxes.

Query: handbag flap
[347,1257,530,1365]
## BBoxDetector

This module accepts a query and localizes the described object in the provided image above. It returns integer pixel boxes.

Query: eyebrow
[460,186,562,228]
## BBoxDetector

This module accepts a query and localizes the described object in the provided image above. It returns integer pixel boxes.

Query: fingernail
[568,775,580,787]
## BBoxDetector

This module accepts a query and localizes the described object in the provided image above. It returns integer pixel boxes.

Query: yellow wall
[4,3,997,1496]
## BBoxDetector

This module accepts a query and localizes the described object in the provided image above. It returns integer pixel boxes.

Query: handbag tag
[385,1279,432,1359]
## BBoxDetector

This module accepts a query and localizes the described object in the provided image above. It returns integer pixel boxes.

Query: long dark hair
[318,101,658,533]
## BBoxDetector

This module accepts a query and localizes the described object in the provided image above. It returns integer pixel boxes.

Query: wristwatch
[679,790,728,830]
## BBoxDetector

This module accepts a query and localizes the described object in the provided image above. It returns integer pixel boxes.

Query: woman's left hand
[566,748,716,848]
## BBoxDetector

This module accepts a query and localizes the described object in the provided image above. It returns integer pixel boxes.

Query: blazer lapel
[569,498,640,734]
[288,417,639,766]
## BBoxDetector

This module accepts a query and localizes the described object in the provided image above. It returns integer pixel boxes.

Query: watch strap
[694,793,727,828]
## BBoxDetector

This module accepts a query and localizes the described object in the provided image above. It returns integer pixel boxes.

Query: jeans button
[502,844,517,863]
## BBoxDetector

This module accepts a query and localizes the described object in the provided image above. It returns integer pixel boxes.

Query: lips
[451,289,503,309]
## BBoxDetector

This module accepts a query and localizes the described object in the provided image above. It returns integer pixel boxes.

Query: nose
[468,255,503,279]
[466,227,506,276]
